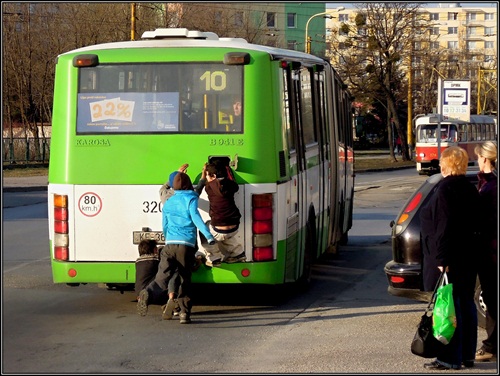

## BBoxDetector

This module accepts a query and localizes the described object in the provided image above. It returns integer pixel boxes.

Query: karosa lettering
[76,139,111,147]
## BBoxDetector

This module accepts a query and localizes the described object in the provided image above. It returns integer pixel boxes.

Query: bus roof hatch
[141,28,219,40]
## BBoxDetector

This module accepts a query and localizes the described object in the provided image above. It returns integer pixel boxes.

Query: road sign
[440,80,471,122]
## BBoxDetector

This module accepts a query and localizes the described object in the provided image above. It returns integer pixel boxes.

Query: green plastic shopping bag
[432,272,456,345]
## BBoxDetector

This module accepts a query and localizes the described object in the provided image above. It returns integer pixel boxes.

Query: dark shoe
[172,301,181,317]
[137,289,149,316]
[192,256,203,271]
[423,361,451,370]
[205,258,222,267]
[462,360,474,368]
[179,313,191,324]
[225,252,246,264]
[161,298,177,320]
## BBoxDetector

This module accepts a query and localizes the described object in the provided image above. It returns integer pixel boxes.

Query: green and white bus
[48,28,354,290]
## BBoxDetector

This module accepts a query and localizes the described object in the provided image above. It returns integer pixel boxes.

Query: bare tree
[328,2,433,161]
[2,3,133,155]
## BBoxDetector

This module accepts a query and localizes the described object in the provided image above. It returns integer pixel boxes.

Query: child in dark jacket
[197,162,244,267]
[135,239,169,306]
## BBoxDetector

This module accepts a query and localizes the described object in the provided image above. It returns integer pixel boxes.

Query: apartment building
[325,3,497,115]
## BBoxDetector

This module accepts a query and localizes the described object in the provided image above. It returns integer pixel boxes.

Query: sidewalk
[3,175,48,192]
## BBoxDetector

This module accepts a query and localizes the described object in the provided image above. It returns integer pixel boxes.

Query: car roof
[426,168,479,182]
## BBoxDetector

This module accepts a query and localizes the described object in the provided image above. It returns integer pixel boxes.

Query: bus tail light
[54,246,69,261]
[252,194,274,261]
[253,247,273,261]
[53,194,69,261]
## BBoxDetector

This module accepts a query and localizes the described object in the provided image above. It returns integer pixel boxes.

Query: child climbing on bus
[197,161,244,267]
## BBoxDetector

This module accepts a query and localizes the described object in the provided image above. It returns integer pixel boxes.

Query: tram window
[467,123,474,141]
[440,128,448,140]
[419,125,436,142]
[458,124,467,141]
[449,127,457,141]
[485,123,494,140]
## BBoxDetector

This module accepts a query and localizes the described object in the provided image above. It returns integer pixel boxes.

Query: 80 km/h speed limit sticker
[78,192,102,217]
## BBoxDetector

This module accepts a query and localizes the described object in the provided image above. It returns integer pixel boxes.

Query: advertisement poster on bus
[441,80,471,122]
[76,92,180,133]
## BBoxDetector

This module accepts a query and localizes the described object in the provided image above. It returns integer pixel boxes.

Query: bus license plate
[133,231,165,245]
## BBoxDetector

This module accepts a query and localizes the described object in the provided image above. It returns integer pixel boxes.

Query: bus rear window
[76,63,243,134]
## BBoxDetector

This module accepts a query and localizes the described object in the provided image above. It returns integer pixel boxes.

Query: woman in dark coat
[420,146,481,370]
[474,141,498,362]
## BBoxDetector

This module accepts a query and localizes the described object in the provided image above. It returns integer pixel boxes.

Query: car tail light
[252,194,274,261]
[53,194,69,261]
[397,192,422,225]
[393,192,423,235]
[390,276,405,284]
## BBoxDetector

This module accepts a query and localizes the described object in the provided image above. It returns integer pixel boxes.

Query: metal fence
[3,137,50,165]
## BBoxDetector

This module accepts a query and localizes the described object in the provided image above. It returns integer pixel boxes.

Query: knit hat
[173,172,193,190]
[168,171,179,187]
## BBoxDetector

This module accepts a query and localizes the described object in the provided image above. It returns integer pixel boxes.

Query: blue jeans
[436,294,477,368]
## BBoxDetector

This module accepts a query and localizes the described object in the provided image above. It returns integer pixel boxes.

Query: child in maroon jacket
[197,161,244,267]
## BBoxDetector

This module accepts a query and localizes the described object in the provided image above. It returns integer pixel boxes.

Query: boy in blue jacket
[138,172,215,324]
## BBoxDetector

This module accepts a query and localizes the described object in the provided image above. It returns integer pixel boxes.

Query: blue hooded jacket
[162,188,214,247]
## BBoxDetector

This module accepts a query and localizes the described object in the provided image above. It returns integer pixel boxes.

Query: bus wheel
[339,231,348,246]
[297,220,316,290]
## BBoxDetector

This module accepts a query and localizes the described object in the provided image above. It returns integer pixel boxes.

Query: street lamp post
[305,7,344,54]
[407,55,413,157]
[131,3,136,41]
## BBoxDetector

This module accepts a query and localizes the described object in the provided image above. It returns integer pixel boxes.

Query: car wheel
[474,283,486,329]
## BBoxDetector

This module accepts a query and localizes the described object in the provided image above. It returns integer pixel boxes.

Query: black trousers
[152,243,195,315]
[478,254,497,354]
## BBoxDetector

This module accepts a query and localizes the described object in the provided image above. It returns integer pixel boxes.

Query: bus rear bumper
[51,259,286,285]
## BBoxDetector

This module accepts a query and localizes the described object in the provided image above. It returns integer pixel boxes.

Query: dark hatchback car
[384,169,486,327]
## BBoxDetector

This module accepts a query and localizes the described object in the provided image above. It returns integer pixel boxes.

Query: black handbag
[410,272,445,358]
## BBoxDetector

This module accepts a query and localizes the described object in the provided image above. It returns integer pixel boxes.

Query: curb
[3,186,48,192]
[355,165,416,174]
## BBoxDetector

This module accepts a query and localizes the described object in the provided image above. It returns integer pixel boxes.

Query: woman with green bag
[419,146,481,370]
